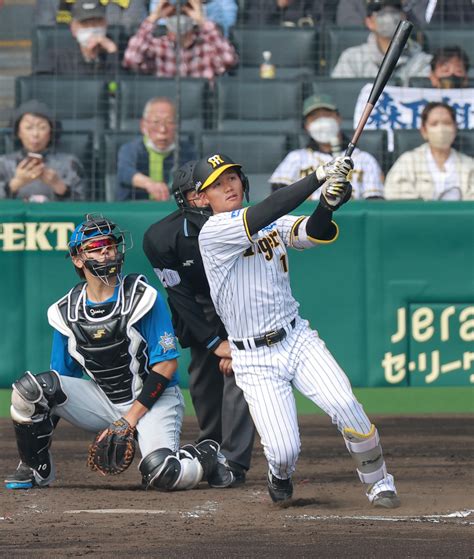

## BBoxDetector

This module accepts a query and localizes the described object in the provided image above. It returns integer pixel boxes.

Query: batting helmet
[193,153,249,201]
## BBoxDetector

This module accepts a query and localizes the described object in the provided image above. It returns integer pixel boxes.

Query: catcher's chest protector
[58,274,151,404]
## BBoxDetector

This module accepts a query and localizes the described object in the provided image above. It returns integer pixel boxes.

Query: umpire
[143,161,255,487]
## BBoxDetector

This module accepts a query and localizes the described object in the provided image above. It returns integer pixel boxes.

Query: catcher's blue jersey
[50,285,180,387]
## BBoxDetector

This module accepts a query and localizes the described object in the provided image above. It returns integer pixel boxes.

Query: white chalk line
[287,510,474,525]
[64,501,219,518]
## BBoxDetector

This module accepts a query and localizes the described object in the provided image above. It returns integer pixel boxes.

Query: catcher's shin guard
[343,424,387,484]
[12,418,55,486]
[11,370,67,423]
[140,448,203,491]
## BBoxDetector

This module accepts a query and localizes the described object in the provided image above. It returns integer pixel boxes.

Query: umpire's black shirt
[143,208,226,352]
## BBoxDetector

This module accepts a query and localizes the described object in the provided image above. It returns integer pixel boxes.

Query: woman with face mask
[385,102,474,200]
[270,94,385,200]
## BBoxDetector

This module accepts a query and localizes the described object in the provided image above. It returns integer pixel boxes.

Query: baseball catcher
[5,214,221,491]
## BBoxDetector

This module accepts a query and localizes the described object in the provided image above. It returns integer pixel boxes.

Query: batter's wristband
[137,372,170,409]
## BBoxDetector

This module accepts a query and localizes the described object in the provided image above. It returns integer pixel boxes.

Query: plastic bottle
[260,51,276,79]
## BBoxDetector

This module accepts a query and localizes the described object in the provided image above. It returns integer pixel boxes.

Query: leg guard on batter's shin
[13,418,55,486]
[343,424,387,485]
[139,448,204,491]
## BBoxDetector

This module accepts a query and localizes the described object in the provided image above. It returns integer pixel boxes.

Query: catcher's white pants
[52,376,184,458]
[230,316,373,479]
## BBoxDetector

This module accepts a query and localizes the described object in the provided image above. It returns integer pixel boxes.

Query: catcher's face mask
[68,214,132,285]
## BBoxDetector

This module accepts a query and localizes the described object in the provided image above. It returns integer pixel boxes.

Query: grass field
[1,387,472,418]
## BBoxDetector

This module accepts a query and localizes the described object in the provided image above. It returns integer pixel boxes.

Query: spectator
[429,46,470,89]
[0,101,85,202]
[336,0,430,27]
[123,0,238,81]
[34,0,147,30]
[244,0,326,26]
[270,94,384,200]
[116,97,197,201]
[149,0,238,36]
[385,102,474,200]
[332,0,432,86]
[35,0,121,76]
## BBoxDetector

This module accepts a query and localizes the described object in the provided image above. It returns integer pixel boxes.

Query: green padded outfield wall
[0,200,473,389]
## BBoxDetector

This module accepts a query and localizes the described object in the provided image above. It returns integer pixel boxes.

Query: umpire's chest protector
[47,274,157,404]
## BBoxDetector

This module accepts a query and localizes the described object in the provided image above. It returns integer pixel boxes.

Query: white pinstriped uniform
[198,209,374,479]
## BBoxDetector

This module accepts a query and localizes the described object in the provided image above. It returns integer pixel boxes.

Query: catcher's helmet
[193,153,249,200]
[68,214,131,284]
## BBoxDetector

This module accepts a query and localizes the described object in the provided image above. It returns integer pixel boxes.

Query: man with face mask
[116,97,197,201]
[123,0,238,81]
[270,94,384,200]
[35,0,121,76]
[332,0,432,86]
[429,46,470,89]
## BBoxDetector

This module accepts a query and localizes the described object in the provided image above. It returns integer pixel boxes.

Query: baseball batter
[194,153,400,507]
[5,214,220,491]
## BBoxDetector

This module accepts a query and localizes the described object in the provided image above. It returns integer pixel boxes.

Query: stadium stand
[201,131,290,201]
[321,26,370,75]
[31,25,123,74]
[116,77,210,133]
[393,128,474,160]
[215,78,304,133]
[307,77,400,130]
[230,26,319,79]
[421,27,474,66]
[15,76,110,137]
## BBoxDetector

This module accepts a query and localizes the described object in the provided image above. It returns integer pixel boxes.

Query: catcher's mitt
[87,417,136,476]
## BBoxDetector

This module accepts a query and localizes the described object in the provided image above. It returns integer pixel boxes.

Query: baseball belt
[234,319,296,350]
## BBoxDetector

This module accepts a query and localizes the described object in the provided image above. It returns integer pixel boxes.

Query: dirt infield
[1,415,473,558]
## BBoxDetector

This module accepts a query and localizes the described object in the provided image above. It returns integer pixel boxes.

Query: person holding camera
[0,101,85,202]
[123,0,238,81]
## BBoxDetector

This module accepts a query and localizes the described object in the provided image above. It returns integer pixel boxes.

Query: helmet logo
[207,154,225,168]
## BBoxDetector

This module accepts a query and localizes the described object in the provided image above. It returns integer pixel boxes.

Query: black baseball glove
[87,417,136,476]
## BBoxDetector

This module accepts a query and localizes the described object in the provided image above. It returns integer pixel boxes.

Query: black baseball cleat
[267,471,293,502]
[229,467,247,488]
[5,462,36,490]
[208,462,235,488]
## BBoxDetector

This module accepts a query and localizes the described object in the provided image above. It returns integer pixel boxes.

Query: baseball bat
[345,20,413,157]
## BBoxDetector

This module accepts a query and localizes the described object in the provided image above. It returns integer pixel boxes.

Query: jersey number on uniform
[243,231,288,273]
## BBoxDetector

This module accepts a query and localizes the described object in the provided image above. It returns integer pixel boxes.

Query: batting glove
[320,178,353,211]
[316,156,354,184]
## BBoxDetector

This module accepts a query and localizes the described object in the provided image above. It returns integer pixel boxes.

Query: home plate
[65,509,167,515]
